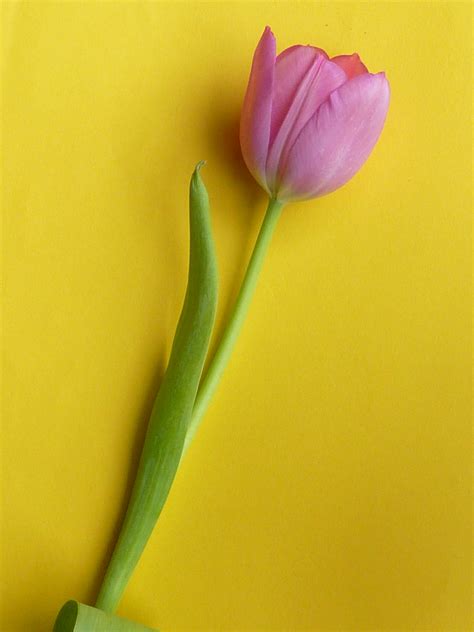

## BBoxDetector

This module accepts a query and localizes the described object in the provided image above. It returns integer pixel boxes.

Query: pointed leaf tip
[195,160,207,174]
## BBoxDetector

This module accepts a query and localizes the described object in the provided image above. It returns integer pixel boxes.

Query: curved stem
[184,197,284,453]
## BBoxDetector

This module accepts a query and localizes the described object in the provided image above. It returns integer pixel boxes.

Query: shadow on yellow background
[2,1,472,630]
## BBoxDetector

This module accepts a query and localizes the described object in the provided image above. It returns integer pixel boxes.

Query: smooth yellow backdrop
[2,2,472,630]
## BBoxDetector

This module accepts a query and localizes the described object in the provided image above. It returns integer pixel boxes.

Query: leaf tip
[195,160,207,174]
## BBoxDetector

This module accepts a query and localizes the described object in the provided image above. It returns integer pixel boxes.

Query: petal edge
[239,27,276,192]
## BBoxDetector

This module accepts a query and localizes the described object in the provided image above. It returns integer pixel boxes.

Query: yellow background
[2,1,472,630]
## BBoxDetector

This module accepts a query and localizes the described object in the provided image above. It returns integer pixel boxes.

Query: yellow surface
[2,2,472,630]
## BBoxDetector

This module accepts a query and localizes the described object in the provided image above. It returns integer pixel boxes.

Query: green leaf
[95,162,218,612]
[53,163,218,630]
[53,601,158,632]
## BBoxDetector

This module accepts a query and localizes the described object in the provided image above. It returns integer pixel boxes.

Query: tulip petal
[266,54,347,192]
[279,72,390,201]
[270,45,329,145]
[331,53,368,79]
[240,27,276,192]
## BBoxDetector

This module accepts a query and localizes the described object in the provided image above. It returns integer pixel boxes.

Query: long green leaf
[95,162,218,612]
[53,162,218,630]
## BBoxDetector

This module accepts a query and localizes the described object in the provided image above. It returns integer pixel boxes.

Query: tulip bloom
[240,27,390,202]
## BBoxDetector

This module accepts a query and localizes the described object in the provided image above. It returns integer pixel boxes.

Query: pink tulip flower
[240,27,390,202]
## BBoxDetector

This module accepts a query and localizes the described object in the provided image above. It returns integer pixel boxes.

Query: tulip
[240,27,390,202]
[51,30,390,632]
[186,29,390,448]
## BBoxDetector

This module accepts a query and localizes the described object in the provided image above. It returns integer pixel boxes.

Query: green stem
[184,197,284,453]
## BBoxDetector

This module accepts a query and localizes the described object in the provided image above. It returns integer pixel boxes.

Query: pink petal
[239,27,276,192]
[279,72,390,201]
[331,53,368,79]
[269,45,329,146]
[266,54,347,192]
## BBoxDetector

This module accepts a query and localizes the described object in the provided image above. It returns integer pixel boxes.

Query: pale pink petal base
[278,72,390,201]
